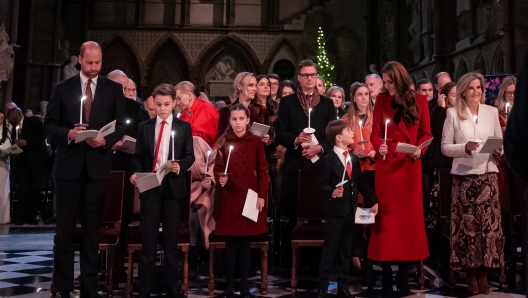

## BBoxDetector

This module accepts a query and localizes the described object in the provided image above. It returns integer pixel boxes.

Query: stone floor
[0,224,524,298]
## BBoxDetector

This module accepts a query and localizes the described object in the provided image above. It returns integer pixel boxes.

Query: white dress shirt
[333,146,348,167]
[80,72,98,98]
[154,114,173,171]
[441,105,502,175]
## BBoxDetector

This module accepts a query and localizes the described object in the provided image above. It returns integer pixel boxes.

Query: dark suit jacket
[11,117,51,179]
[505,47,528,185]
[318,150,377,217]
[132,116,195,199]
[276,93,336,171]
[124,98,149,139]
[44,74,127,181]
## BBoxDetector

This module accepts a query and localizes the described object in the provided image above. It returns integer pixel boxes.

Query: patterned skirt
[450,173,504,270]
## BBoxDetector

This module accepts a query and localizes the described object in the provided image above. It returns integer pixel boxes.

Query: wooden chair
[290,168,326,293]
[51,171,125,297]
[207,232,269,295]
[124,174,191,298]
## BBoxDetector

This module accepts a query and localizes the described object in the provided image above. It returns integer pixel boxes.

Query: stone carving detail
[237,33,281,63]
[63,56,79,80]
[0,23,15,83]
[213,57,236,81]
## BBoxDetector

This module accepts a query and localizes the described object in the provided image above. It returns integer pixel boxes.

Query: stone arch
[100,35,142,86]
[473,52,487,75]
[194,34,262,98]
[262,37,298,79]
[491,45,504,74]
[455,57,469,80]
[144,38,191,98]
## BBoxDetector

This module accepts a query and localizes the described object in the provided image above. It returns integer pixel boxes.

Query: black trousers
[319,213,355,287]
[139,179,181,295]
[225,236,251,293]
[54,167,107,292]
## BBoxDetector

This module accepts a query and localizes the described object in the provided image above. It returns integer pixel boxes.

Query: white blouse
[441,104,502,175]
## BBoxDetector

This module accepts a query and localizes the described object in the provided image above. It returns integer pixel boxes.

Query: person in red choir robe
[368,61,432,296]
[214,103,268,298]
[176,81,219,149]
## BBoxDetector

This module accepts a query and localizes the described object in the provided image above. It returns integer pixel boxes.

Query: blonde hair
[326,86,345,108]
[455,72,486,120]
[175,81,209,102]
[496,75,516,111]
[233,72,255,100]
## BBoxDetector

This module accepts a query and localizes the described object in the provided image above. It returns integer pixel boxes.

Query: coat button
[392,154,396,158]
[407,139,410,143]
[392,140,396,143]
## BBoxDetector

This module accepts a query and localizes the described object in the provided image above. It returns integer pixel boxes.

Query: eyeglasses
[298,73,317,79]
[270,82,279,86]
[506,91,515,97]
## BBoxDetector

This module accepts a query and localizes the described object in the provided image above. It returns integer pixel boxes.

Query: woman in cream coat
[441,72,504,295]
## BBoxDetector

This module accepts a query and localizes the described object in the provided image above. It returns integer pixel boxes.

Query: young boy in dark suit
[130,83,195,298]
[317,119,378,298]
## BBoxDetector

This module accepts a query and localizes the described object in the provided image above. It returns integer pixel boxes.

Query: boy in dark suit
[317,119,378,298]
[130,83,195,298]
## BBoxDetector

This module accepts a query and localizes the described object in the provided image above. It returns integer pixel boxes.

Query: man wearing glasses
[276,59,335,249]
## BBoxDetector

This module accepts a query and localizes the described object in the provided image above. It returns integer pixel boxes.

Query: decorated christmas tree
[316,27,334,88]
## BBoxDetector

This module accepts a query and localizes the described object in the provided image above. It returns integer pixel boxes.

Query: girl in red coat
[368,61,432,296]
[214,103,269,298]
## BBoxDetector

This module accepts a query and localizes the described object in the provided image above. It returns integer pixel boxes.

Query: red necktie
[343,151,352,178]
[84,79,93,122]
[152,120,167,172]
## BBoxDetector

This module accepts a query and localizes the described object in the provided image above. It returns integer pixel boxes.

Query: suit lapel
[88,76,105,127]
[147,119,155,158]
[331,151,345,177]
[70,75,83,123]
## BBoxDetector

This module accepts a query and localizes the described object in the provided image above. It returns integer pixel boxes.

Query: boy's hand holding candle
[332,187,344,198]
[219,175,228,187]
[171,161,180,173]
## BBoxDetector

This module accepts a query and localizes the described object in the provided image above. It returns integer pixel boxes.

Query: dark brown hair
[297,59,317,74]
[440,81,457,109]
[277,80,296,100]
[152,83,176,100]
[255,75,279,116]
[381,61,419,125]
[347,82,373,122]
[216,103,251,148]
[326,119,352,146]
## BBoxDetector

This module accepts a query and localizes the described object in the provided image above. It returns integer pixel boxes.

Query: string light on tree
[316,26,334,87]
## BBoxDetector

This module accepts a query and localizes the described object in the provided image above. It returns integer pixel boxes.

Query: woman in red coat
[175,81,219,149]
[214,104,268,298]
[368,61,432,296]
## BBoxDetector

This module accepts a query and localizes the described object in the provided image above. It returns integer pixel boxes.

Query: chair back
[296,168,325,221]
[101,171,125,228]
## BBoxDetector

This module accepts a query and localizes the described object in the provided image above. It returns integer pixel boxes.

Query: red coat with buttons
[368,93,432,261]
[214,131,269,236]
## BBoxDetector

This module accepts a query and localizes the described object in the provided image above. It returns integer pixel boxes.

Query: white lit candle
[177,113,181,118]
[473,115,478,140]
[505,103,511,119]
[383,119,389,160]
[79,96,85,124]
[126,119,130,124]
[342,157,350,183]
[359,120,365,150]
[205,150,211,174]
[171,131,175,161]
[308,108,312,128]
[224,145,234,174]
[15,125,19,140]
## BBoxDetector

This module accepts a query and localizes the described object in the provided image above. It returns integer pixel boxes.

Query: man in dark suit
[7,108,51,225]
[504,46,528,296]
[130,83,195,298]
[276,59,336,227]
[317,120,378,298]
[44,41,126,298]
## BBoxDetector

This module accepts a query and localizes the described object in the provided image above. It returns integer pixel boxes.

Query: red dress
[368,93,432,261]
[180,98,219,149]
[213,131,269,236]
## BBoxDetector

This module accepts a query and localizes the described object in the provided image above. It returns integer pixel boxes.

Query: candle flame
[359,120,363,125]
[126,119,130,124]
[177,113,181,118]
[385,119,390,124]
[16,126,19,129]
[229,145,234,151]
[473,115,478,121]
[81,96,86,101]
[171,131,175,136]
[505,103,511,108]
[207,150,211,156]
[308,108,312,113]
